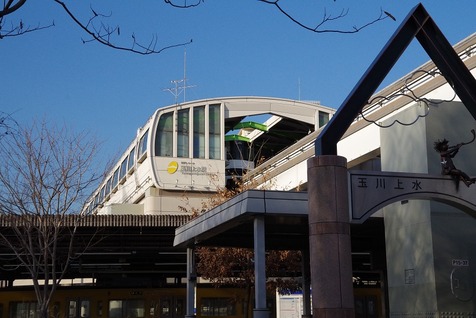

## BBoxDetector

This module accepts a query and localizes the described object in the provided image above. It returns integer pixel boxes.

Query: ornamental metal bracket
[316,3,476,156]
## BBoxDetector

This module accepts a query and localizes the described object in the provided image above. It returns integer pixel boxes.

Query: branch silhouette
[259,0,394,34]
[2,0,391,52]
[164,0,204,9]
[53,0,192,55]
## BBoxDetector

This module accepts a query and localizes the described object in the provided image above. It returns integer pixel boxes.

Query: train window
[200,298,236,316]
[9,301,38,318]
[109,300,145,318]
[157,297,184,318]
[155,112,173,157]
[127,147,136,174]
[319,111,330,127]
[112,168,120,192]
[99,186,105,203]
[209,104,221,159]
[193,106,206,158]
[138,130,149,163]
[68,299,90,318]
[177,109,190,158]
[105,178,112,198]
[119,157,128,183]
[94,194,99,208]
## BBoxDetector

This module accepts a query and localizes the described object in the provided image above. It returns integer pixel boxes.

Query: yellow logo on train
[167,161,178,174]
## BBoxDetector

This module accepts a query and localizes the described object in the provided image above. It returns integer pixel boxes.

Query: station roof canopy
[173,190,384,253]
[174,190,310,250]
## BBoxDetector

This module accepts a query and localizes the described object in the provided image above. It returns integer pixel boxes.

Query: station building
[1,16,476,318]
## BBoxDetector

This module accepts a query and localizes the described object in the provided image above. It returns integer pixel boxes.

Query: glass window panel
[200,298,235,317]
[68,300,77,317]
[161,299,171,317]
[139,130,149,157]
[177,109,190,158]
[105,178,112,196]
[120,158,127,180]
[193,106,205,158]
[80,300,90,318]
[109,300,123,318]
[10,302,38,318]
[109,300,144,318]
[127,147,135,171]
[209,104,221,159]
[319,112,330,127]
[125,299,145,318]
[112,168,119,188]
[99,186,105,202]
[155,112,174,157]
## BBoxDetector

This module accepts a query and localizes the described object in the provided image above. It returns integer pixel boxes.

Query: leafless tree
[0,120,103,318]
[1,0,392,54]
[197,247,302,318]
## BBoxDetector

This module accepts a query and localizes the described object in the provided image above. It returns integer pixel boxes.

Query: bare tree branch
[259,0,394,34]
[0,18,54,39]
[164,0,204,9]
[0,111,17,139]
[0,0,54,39]
[0,0,27,18]
[53,0,192,55]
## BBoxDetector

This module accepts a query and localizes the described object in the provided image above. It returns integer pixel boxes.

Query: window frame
[138,130,149,163]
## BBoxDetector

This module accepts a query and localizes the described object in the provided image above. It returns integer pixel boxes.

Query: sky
[1,0,476,162]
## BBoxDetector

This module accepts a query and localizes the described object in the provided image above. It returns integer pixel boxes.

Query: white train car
[85,97,335,215]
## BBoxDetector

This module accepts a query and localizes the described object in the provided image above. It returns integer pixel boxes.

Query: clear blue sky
[1,0,476,160]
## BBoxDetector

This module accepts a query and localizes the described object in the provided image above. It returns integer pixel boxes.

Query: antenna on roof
[298,77,301,101]
[164,49,196,104]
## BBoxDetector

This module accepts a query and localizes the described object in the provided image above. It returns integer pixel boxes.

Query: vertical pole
[307,156,354,318]
[254,216,270,318]
[301,246,312,318]
[186,247,196,318]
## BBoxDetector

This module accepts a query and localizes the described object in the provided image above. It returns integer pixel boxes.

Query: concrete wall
[380,101,476,317]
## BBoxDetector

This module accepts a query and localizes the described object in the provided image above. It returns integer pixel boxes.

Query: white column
[253,216,270,318]
[185,247,196,318]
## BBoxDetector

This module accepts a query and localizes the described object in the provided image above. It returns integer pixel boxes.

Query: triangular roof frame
[316,3,476,155]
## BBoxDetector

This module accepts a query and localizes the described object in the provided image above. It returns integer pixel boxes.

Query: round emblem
[167,161,178,174]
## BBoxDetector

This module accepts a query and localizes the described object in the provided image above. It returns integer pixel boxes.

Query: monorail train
[85,97,334,215]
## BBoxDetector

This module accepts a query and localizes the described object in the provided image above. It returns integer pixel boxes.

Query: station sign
[348,170,476,223]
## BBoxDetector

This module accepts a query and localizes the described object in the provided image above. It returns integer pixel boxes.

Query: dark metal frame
[316,3,476,155]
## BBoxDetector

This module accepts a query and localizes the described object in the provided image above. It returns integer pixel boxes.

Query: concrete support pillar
[307,156,354,318]
[185,247,196,318]
[301,247,312,318]
[253,216,270,318]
